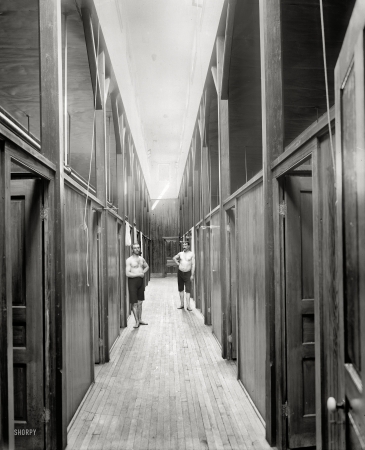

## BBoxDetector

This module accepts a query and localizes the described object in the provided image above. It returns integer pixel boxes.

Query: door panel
[118,226,125,328]
[204,223,211,325]
[92,211,101,364]
[211,213,221,345]
[197,229,205,316]
[285,176,316,448]
[335,9,365,447]
[11,179,44,449]
[228,208,237,359]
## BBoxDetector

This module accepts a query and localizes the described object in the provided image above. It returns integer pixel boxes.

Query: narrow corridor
[66,277,270,450]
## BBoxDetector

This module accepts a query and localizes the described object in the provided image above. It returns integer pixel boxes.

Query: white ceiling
[94,0,224,199]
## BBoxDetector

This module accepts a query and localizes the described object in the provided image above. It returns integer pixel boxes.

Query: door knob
[327,397,345,413]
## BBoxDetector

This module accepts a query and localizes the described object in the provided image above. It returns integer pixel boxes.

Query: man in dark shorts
[173,241,195,311]
[126,243,149,328]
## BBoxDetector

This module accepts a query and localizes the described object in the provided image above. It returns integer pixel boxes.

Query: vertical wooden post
[95,50,109,362]
[192,131,200,308]
[131,149,136,226]
[112,99,126,329]
[0,148,14,449]
[201,145,209,324]
[135,166,140,229]
[217,36,231,360]
[259,0,284,445]
[201,147,210,219]
[39,0,66,447]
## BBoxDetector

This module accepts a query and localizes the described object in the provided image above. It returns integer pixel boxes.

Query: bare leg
[138,300,148,325]
[186,292,192,311]
[132,303,139,328]
[177,291,184,309]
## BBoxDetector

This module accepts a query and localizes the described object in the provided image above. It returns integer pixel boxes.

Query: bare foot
[187,307,192,311]
[133,323,140,328]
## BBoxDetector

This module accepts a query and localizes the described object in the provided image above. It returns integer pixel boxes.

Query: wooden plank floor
[66,277,271,450]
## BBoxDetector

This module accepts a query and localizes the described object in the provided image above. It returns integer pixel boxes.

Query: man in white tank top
[173,241,195,311]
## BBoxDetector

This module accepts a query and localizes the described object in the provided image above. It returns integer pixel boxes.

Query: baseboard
[238,379,266,428]
[67,381,95,432]
[151,273,177,278]
[212,331,223,349]
[109,332,121,354]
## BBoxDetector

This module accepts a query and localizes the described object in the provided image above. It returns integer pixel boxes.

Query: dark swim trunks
[128,277,145,304]
[178,270,191,293]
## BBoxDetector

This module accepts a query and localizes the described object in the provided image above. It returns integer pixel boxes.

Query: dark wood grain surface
[236,182,266,420]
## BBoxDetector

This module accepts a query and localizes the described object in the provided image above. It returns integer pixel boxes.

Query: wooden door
[118,225,125,328]
[285,176,316,448]
[228,208,237,359]
[125,226,132,316]
[211,213,221,345]
[194,229,201,310]
[92,210,101,364]
[335,4,365,447]
[197,228,205,315]
[11,178,44,449]
[204,222,211,325]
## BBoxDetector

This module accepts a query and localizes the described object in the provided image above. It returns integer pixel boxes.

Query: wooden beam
[95,50,110,362]
[217,35,231,360]
[221,0,236,100]
[104,77,111,104]
[216,37,230,202]
[201,147,210,220]
[131,147,136,224]
[204,88,212,148]
[81,7,102,110]
[111,93,123,155]
[39,0,66,446]
[259,0,284,445]
[116,152,124,217]
[211,66,218,93]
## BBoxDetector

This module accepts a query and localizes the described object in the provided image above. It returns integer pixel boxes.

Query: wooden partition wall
[65,187,93,424]
[0,0,151,447]
[177,1,360,449]
[107,215,121,351]
[236,179,265,419]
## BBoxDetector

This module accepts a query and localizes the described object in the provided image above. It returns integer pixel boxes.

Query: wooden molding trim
[0,110,40,151]
[2,137,56,179]
[271,106,335,172]
[81,7,102,110]
[272,138,317,179]
[221,0,236,100]
[204,204,220,221]
[223,170,263,209]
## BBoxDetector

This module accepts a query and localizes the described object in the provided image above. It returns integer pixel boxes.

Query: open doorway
[226,207,237,360]
[10,164,45,449]
[118,224,127,329]
[280,160,315,448]
[203,220,211,325]
[91,210,102,364]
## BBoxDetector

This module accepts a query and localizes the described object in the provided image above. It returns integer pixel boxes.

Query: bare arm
[172,252,181,266]
[191,254,195,279]
[142,258,149,274]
